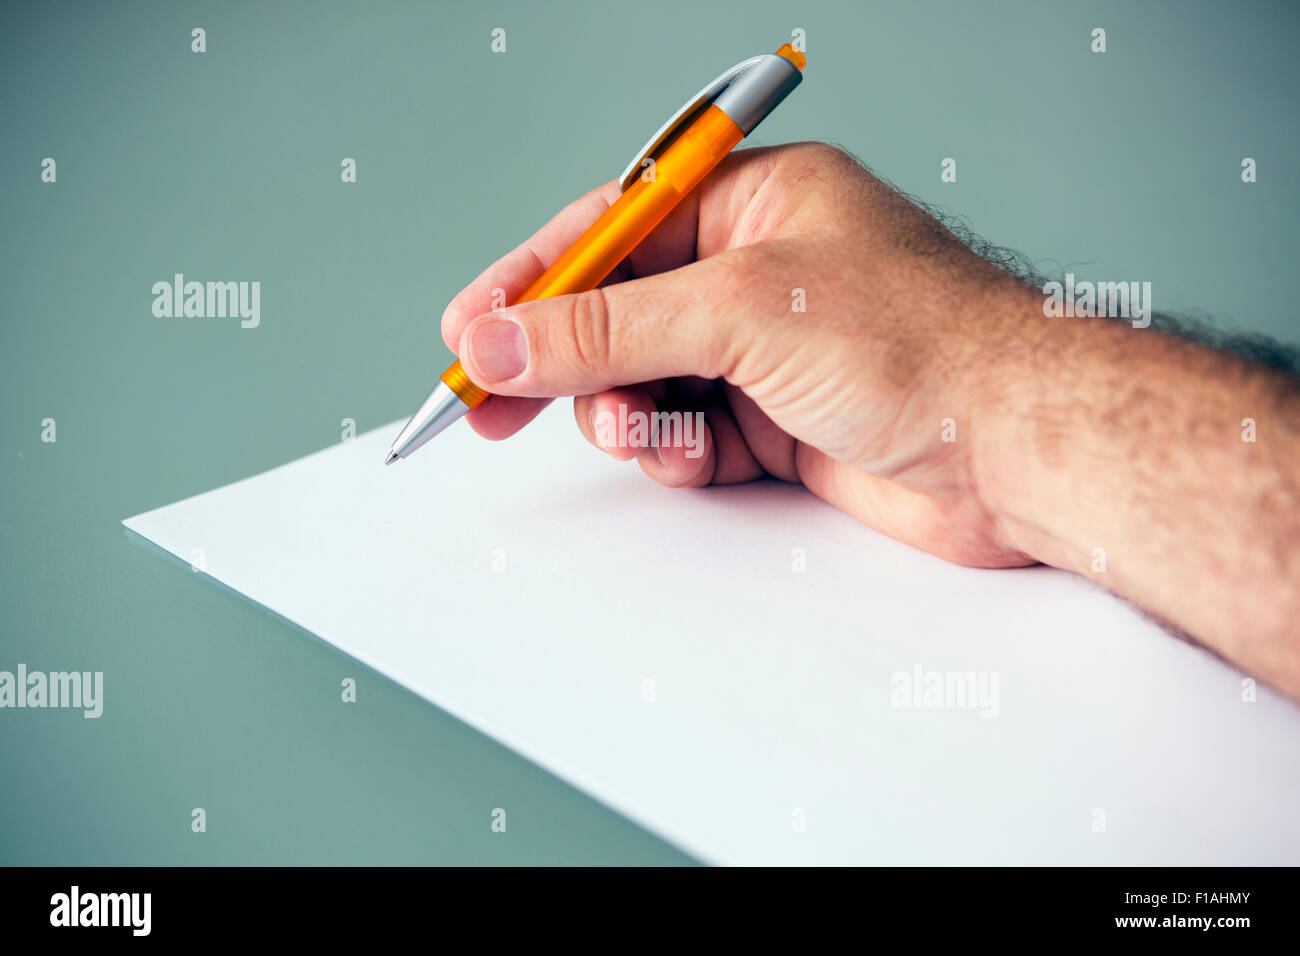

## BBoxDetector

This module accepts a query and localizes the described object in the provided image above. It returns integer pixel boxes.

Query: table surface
[3,0,1297,864]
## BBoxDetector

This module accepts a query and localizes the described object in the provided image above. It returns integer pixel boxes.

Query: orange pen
[386,43,806,463]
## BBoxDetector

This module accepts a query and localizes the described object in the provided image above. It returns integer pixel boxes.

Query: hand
[442,143,1300,698]
[442,143,1040,568]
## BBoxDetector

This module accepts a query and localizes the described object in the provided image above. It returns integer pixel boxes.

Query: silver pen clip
[618,51,804,192]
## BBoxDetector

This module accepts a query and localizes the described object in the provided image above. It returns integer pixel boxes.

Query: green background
[2,0,1296,864]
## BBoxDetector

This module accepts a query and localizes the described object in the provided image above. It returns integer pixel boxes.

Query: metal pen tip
[384,451,400,466]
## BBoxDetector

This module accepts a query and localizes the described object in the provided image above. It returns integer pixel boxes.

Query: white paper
[123,406,1300,865]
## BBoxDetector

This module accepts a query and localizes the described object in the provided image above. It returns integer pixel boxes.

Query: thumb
[456,258,749,398]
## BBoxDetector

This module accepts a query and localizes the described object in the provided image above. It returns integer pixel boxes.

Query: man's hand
[441,143,1300,699]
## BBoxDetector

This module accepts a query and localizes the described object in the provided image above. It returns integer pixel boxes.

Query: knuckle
[791,141,860,174]
[561,286,614,377]
[780,142,877,200]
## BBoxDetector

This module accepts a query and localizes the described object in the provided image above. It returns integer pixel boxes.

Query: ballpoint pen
[385,42,806,464]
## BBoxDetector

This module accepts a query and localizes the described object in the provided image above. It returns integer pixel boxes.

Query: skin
[442,143,1300,701]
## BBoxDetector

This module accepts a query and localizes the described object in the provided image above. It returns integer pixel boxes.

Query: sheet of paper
[123,405,1300,864]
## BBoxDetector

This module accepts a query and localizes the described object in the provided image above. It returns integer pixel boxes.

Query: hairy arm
[442,142,1300,701]
[979,293,1300,696]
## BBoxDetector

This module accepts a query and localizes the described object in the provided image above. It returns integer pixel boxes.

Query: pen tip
[384,451,400,466]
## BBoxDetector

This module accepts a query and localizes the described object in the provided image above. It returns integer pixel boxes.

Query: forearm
[978,297,1300,696]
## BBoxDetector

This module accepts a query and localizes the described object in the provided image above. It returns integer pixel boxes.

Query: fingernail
[469,319,527,381]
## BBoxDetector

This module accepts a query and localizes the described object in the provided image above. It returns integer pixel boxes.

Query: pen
[386,43,806,464]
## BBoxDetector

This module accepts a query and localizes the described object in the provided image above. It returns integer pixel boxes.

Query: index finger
[441,144,794,351]
[440,177,706,352]
[436,147,782,440]
[438,177,704,440]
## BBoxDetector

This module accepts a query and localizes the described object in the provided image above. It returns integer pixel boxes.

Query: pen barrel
[516,105,744,304]
[425,45,802,435]
[443,105,744,410]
